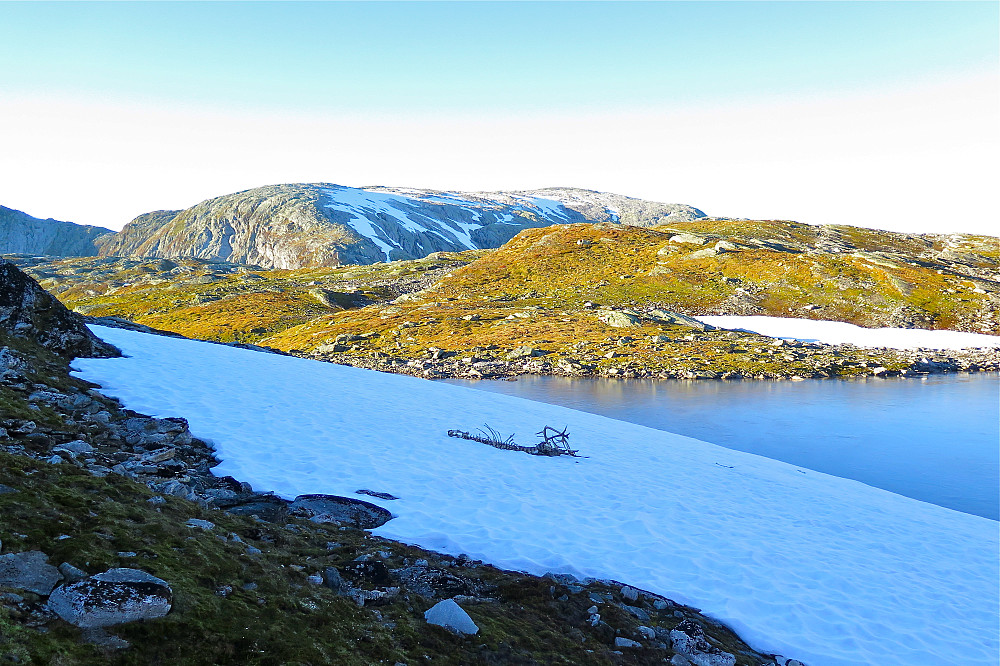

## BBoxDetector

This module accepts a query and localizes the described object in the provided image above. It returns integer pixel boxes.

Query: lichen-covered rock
[0,551,62,595]
[0,260,119,358]
[47,568,172,628]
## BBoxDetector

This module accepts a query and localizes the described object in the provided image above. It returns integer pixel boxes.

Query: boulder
[424,598,479,635]
[598,310,642,328]
[289,494,392,529]
[47,568,172,628]
[0,551,62,595]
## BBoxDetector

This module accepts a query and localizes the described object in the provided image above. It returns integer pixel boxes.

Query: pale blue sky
[1,2,997,234]
[3,2,995,113]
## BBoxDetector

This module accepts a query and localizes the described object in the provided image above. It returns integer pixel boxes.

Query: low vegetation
[9,219,999,380]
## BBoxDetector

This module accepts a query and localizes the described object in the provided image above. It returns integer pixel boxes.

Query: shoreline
[307,344,1000,382]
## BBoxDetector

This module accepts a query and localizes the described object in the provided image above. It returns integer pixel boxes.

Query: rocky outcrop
[98,183,707,268]
[0,260,119,358]
[0,205,114,257]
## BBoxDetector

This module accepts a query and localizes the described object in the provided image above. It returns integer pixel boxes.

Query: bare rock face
[0,259,119,358]
[47,568,172,628]
[98,183,707,269]
[0,205,114,257]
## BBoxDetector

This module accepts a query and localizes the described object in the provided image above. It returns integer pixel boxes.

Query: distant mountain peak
[97,183,706,269]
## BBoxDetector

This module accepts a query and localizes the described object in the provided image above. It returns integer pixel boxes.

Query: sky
[0,1,997,235]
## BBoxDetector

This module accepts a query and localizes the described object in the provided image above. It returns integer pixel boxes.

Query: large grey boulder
[289,494,392,529]
[47,568,172,628]
[424,598,479,635]
[0,551,63,595]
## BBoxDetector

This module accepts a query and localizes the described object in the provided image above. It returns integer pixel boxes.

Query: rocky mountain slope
[0,261,784,665]
[9,217,1000,380]
[0,206,114,257]
[98,184,706,269]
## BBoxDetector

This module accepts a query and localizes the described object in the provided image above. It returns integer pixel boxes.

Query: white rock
[424,598,479,635]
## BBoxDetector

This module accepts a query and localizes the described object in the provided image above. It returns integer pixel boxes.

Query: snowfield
[75,326,999,666]
[698,315,1000,350]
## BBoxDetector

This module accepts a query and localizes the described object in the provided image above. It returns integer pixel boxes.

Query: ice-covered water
[445,374,1000,520]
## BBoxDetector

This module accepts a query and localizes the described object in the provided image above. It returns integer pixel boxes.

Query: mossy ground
[0,455,766,666]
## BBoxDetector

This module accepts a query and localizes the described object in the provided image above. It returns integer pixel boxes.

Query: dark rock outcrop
[0,259,119,358]
[0,205,114,257]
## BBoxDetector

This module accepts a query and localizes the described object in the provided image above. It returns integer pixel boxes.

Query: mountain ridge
[98,183,707,269]
[0,206,115,257]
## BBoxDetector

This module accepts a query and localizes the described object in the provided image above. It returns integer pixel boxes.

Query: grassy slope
[12,220,1000,379]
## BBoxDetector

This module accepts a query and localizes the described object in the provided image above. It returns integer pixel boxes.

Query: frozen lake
[446,373,1000,520]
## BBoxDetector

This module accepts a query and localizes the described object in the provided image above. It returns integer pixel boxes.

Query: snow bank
[75,326,999,666]
[698,315,1000,350]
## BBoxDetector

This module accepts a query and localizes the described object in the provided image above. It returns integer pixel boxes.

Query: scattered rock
[505,345,545,360]
[56,439,93,455]
[424,598,479,635]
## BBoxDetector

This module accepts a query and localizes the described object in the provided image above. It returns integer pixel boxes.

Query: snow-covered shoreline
[75,325,1000,666]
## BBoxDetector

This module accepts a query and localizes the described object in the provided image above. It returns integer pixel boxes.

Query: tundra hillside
[0,259,784,666]
[9,219,1000,380]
